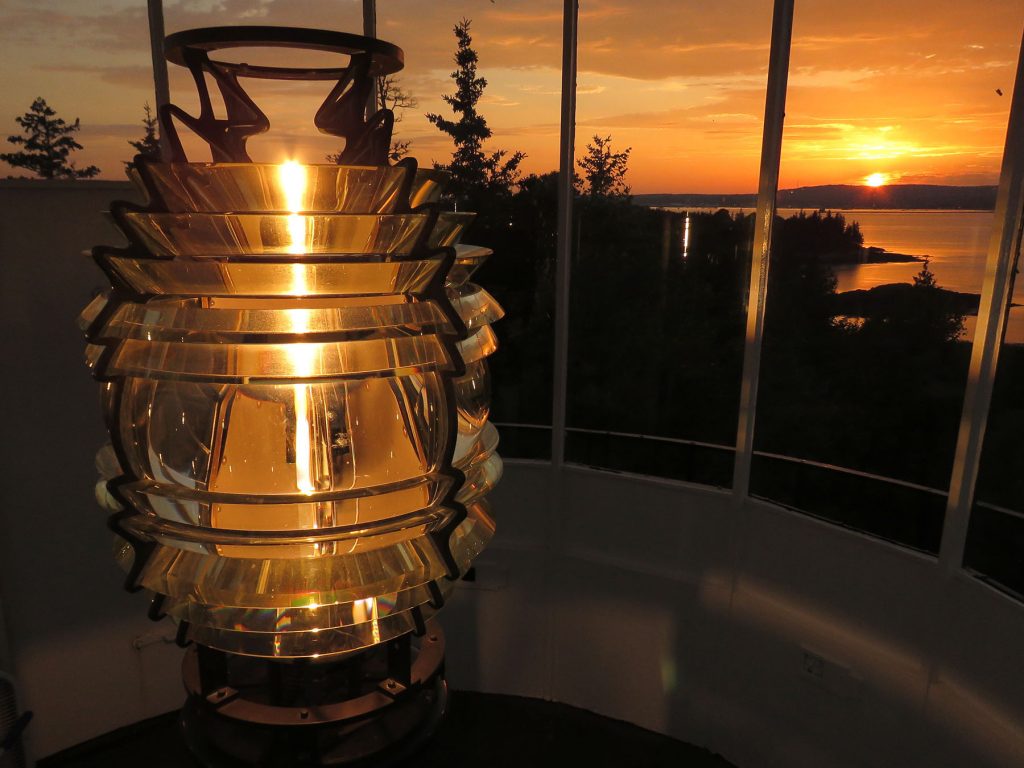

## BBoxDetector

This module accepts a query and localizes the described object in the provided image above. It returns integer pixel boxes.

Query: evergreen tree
[577,135,631,197]
[426,18,524,202]
[379,76,417,162]
[910,258,966,342]
[912,258,937,289]
[126,102,160,167]
[1,97,100,179]
[327,75,417,164]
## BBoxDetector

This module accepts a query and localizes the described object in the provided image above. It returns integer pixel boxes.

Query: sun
[864,172,889,187]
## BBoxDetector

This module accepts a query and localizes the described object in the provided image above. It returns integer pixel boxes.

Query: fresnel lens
[79,25,503,766]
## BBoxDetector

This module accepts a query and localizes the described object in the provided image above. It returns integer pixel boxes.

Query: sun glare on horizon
[864,172,890,187]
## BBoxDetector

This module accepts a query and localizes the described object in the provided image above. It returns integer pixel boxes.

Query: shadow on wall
[0,180,185,758]
[444,463,1024,768]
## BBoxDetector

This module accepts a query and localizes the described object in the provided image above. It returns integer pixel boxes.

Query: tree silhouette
[426,18,524,203]
[379,76,417,161]
[1,97,100,179]
[126,102,160,168]
[327,75,417,164]
[912,258,937,289]
[577,134,631,197]
[909,259,967,342]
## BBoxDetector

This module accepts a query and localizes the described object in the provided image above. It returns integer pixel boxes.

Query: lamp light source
[79,25,503,766]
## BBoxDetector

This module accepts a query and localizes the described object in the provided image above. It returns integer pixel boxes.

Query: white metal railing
[496,422,951,500]
[975,500,1024,523]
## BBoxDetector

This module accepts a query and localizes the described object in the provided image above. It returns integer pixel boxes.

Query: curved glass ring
[118,505,451,546]
[189,578,456,637]
[122,475,454,529]
[165,580,441,632]
[448,244,493,286]
[449,499,495,574]
[98,253,446,297]
[449,283,505,332]
[456,453,503,506]
[186,597,446,658]
[131,527,441,591]
[122,212,427,258]
[121,211,474,258]
[456,325,499,365]
[111,372,450,497]
[95,296,455,344]
[135,163,449,213]
[102,336,453,380]
[454,422,500,469]
[428,212,475,249]
[138,522,434,561]
[139,163,409,214]
[78,293,108,332]
[122,500,494,607]
[455,359,492,434]
[409,169,450,209]
[114,454,501,528]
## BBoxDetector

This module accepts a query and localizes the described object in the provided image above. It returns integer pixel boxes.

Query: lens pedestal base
[180,622,446,767]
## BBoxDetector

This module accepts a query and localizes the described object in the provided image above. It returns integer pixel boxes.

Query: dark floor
[39,691,736,768]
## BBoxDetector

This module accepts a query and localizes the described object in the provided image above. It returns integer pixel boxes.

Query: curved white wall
[3,181,1024,766]
[443,462,1024,768]
[0,181,184,760]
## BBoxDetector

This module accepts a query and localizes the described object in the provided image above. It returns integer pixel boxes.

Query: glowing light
[864,172,889,187]
[356,597,381,645]
[682,212,690,260]
[280,161,316,495]
[279,160,308,256]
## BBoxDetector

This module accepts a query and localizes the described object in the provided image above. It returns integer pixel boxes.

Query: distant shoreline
[635,183,998,212]
[860,246,924,265]
[654,205,993,214]
[814,246,925,268]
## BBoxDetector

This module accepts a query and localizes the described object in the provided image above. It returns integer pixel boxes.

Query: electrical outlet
[802,651,825,679]
[800,647,862,699]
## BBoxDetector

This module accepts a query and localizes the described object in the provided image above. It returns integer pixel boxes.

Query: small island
[860,245,924,264]
[813,244,926,266]
[833,282,981,318]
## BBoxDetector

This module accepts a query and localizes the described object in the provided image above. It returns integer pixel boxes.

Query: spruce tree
[327,76,417,164]
[426,18,524,202]
[1,97,100,179]
[127,102,160,167]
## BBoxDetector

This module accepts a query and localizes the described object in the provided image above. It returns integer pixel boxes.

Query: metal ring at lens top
[164,26,404,80]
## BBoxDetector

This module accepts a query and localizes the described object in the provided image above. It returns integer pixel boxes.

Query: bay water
[673,207,1022,344]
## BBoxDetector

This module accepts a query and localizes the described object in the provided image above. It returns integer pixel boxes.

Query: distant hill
[635,184,998,211]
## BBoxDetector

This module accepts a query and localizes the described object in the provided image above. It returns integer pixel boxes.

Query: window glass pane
[565,2,774,486]
[965,220,1024,594]
[751,3,1021,551]
[379,3,562,459]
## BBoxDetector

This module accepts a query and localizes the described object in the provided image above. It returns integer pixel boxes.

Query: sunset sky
[0,0,1021,193]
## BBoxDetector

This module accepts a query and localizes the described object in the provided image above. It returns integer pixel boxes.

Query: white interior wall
[3,182,1023,766]
[443,463,1024,768]
[0,181,184,760]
